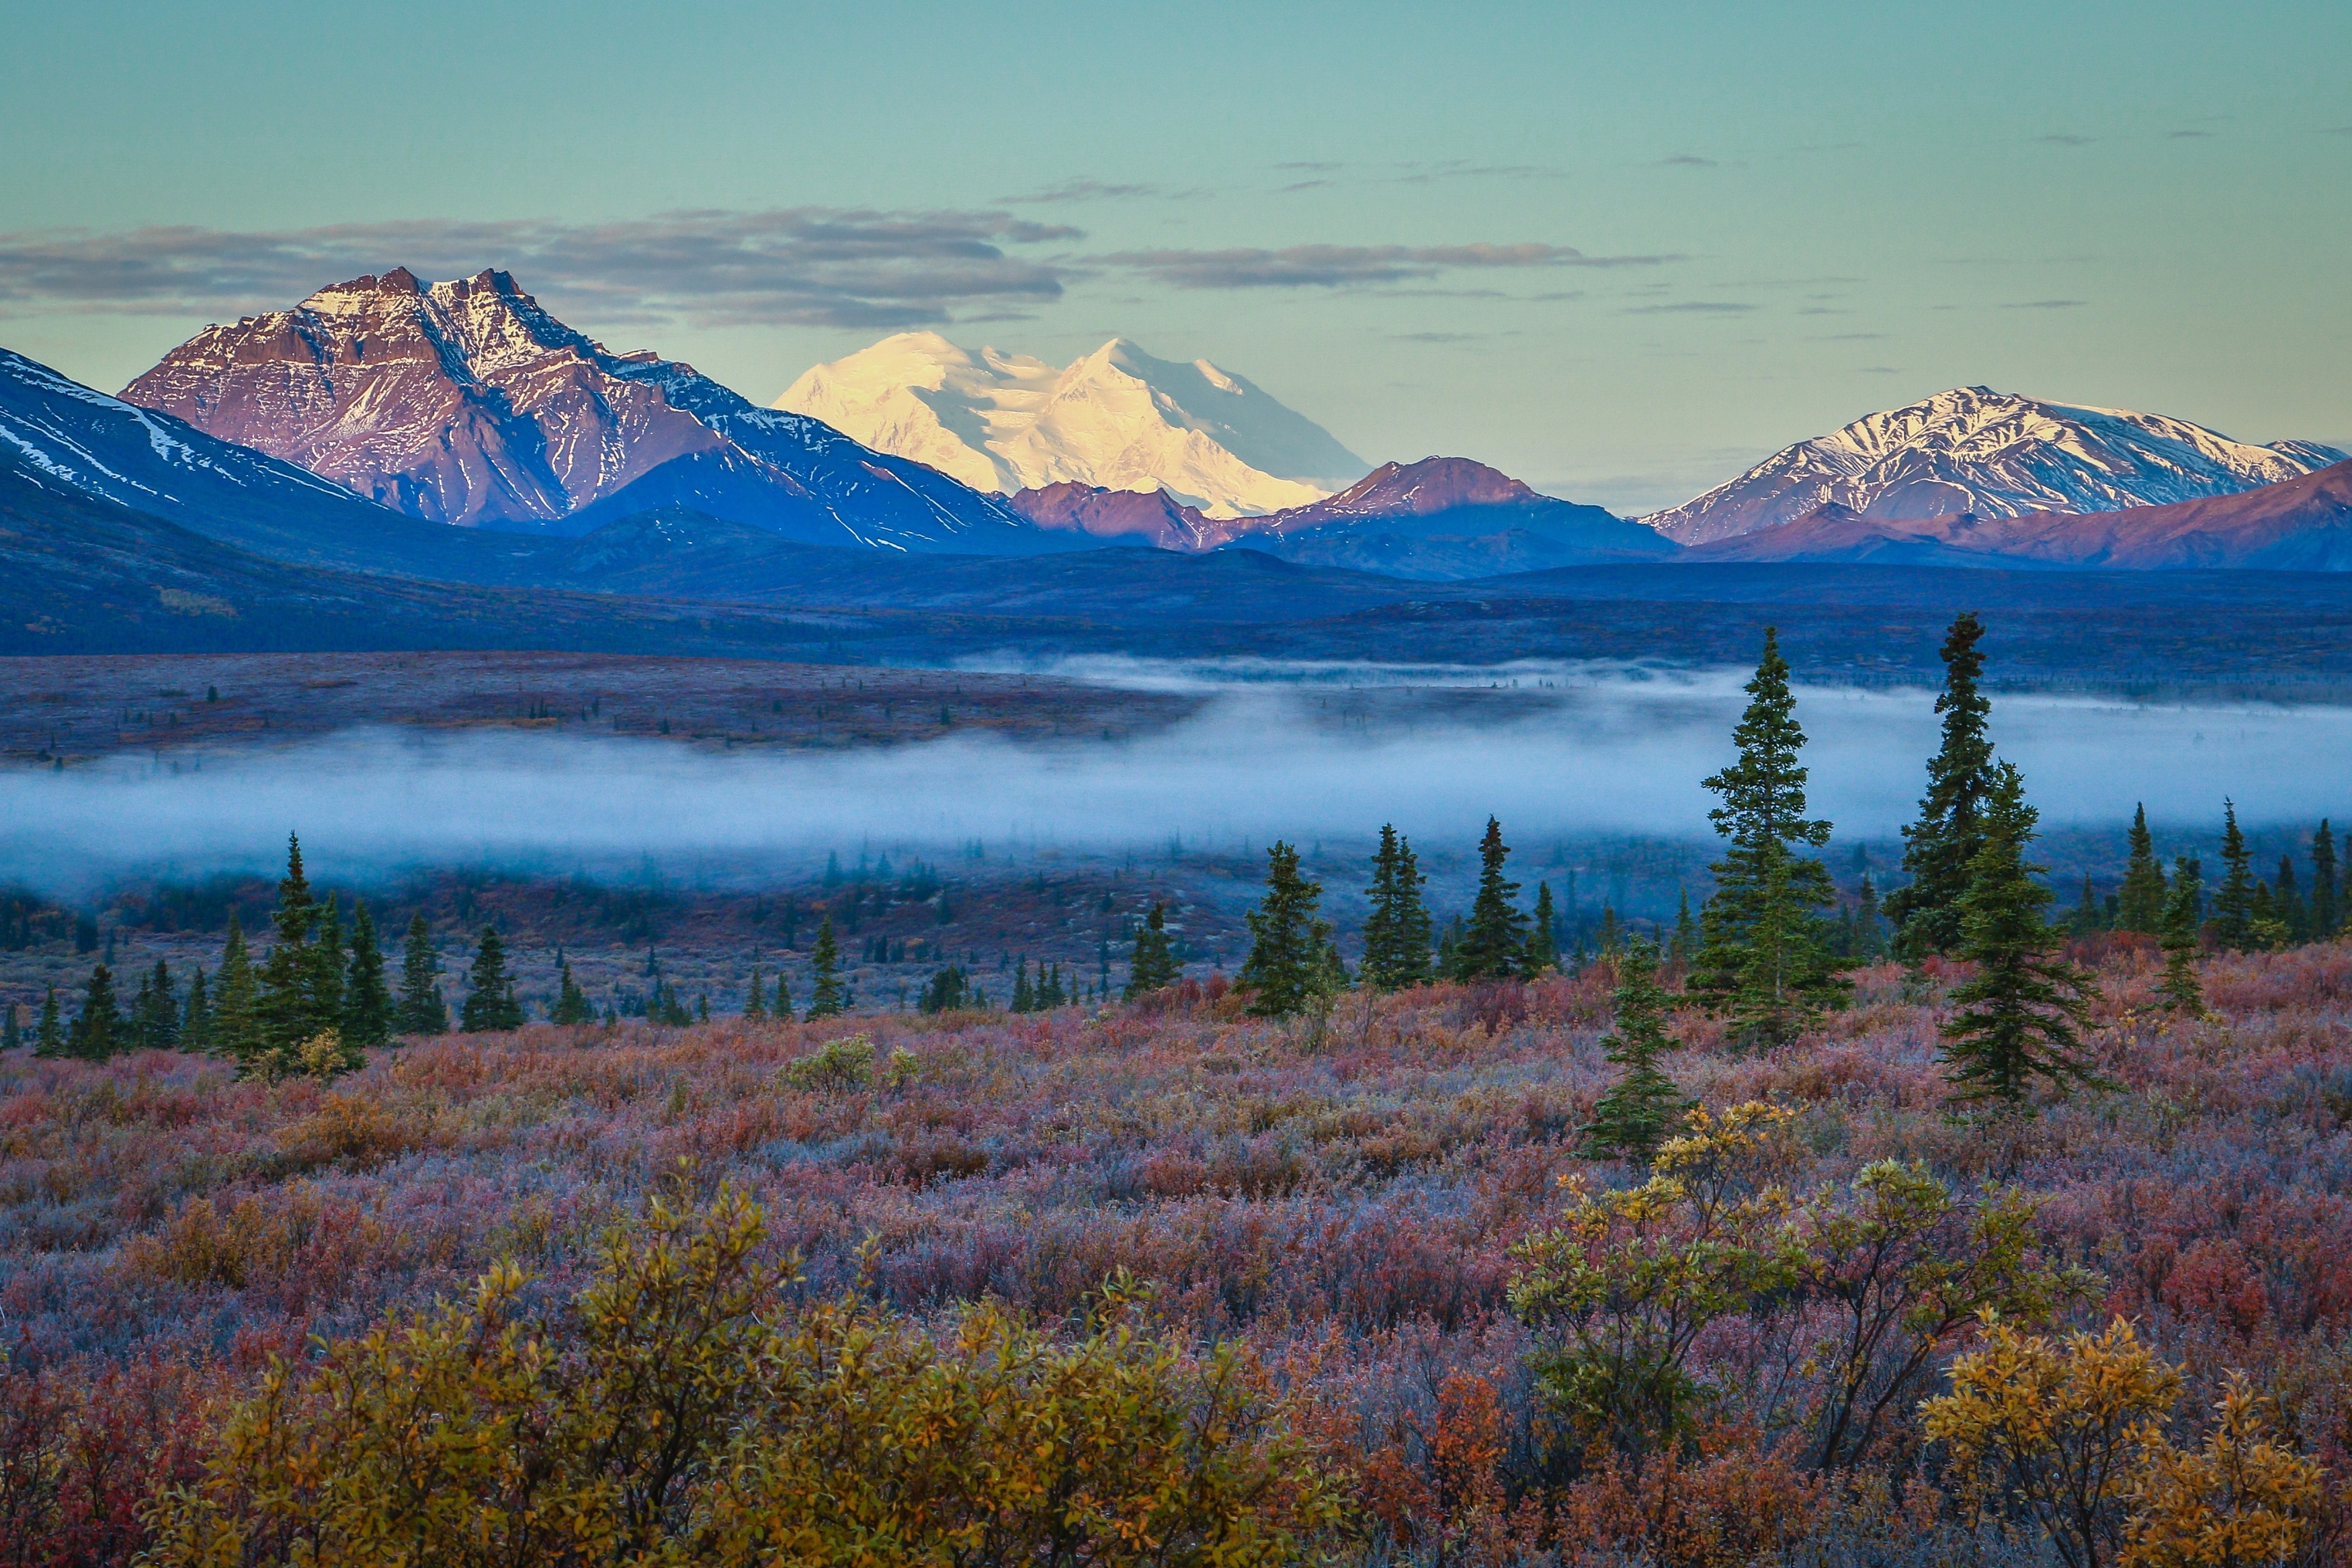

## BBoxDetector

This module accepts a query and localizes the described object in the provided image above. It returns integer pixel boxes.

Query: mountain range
[5,266,2347,591]
[124,270,1060,554]
[1687,460,2352,571]
[1642,386,2344,544]
[776,333,1367,517]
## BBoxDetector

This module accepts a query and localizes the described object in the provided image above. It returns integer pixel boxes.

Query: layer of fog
[4,665,2346,894]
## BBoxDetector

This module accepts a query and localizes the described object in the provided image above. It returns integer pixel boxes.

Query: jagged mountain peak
[118,270,1055,552]
[1644,386,2346,544]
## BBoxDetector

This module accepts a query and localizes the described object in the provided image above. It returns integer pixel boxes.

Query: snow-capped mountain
[1643,386,2348,545]
[0,343,534,579]
[775,333,1369,518]
[124,271,1058,554]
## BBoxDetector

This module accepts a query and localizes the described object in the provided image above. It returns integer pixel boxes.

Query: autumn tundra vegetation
[5,614,2352,1566]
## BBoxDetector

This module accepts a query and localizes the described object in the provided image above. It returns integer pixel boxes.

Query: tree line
[1224,611,2343,1134]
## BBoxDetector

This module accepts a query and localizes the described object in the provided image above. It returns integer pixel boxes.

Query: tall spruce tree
[134,960,180,1052]
[1691,629,1844,1047]
[394,914,447,1037]
[2212,800,2256,951]
[1579,939,1694,1164]
[1670,891,1697,967]
[2157,856,2206,1016]
[342,901,392,1051]
[1240,840,1335,1017]
[1,1002,16,1053]
[743,970,768,1020]
[254,834,335,1064]
[69,964,122,1061]
[1359,826,1435,989]
[806,915,847,1019]
[1527,883,1560,973]
[1853,873,1885,961]
[458,927,524,1033]
[181,967,212,1054]
[2117,805,2167,934]
[212,912,259,1060]
[1125,903,1181,997]
[35,988,63,1057]
[1935,764,2103,1108]
[1886,612,1999,957]
[2310,820,2338,938]
[1452,818,1531,981]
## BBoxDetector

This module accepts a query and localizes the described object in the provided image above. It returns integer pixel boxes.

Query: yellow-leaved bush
[140,1185,1348,1568]
[1923,1315,2322,1568]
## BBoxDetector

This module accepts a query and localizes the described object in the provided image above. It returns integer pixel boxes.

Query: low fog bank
[2,673,2346,894]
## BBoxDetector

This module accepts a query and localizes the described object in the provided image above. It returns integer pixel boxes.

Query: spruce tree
[2069,875,2102,939]
[2212,800,2255,951]
[1670,891,1697,967]
[1240,840,1335,1017]
[212,912,259,1061]
[743,969,768,1020]
[1011,963,1035,1014]
[69,963,122,1061]
[550,959,595,1025]
[806,915,847,1018]
[2157,856,2206,1016]
[1853,873,1884,961]
[2276,857,2306,942]
[1579,939,1694,1164]
[2248,879,2289,952]
[1691,629,1844,1047]
[919,965,969,1014]
[2,1002,17,1052]
[342,901,392,1051]
[255,834,329,1060]
[394,914,448,1037]
[773,972,793,1020]
[1359,826,1434,990]
[132,961,179,1053]
[1452,818,1530,980]
[1126,903,1181,997]
[1936,764,2103,1108]
[181,967,211,1053]
[1886,612,1999,957]
[1526,882,1559,973]
[35,988,63,1056]
[2313,821,2339,938]
[458,927,524,1033]
[2116,804,2167,933]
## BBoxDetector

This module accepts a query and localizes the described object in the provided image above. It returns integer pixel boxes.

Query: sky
[2,0,2346,513]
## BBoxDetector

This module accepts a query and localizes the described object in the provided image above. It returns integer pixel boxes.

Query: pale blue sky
[3,0,2345,510]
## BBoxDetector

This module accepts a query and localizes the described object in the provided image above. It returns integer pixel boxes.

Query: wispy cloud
[2167,129,2216,140]
[1622,300,1757,314]
[1658,155,1717,168]
[1812,331,1888,341]
[2001,298,2087,310]
[0,209,1085,331]
[1274,161,1343,172]
[1097,243,1671,289]
[2035,134,2096,146]
[1390,162,1564,184]
[1001,179,1161,204]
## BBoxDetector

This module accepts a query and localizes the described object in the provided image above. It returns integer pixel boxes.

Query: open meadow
[8,934,2352,1565]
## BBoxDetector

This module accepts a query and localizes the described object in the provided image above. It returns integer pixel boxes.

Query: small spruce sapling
[1579,939,1693,1164]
